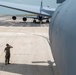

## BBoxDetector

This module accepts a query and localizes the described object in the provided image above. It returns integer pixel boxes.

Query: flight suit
[4,46,12,65]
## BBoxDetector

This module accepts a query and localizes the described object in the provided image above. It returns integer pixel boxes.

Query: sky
[1,0,58,7]
[0,0,59,15]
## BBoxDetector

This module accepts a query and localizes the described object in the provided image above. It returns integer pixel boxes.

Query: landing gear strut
[33,19,36,23]
[46,19,49,23]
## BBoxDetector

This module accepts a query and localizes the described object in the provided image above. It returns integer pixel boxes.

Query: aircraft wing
[0,1,55,17]
[25,16,49,20]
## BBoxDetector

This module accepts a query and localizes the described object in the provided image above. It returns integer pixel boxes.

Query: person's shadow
[0,60,58,75]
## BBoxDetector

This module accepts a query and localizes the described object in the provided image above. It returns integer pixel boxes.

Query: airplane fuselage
[49,0,76,75]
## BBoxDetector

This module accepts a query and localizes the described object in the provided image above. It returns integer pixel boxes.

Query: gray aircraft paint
[49,0,76,75]
[0,0,59,15]
[57,0,65,3]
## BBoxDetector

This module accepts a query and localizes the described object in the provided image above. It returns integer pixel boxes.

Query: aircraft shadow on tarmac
[0,60,58,75]
[0,21,49,27]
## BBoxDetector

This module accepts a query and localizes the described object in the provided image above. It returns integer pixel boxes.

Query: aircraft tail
[57,0,65,3]
[40,0,43,13]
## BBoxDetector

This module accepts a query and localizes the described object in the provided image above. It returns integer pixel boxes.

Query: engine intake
[23,17,27,22]
[12,16,16,20]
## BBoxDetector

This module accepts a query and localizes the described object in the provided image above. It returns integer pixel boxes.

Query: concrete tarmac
[0,17,57,75]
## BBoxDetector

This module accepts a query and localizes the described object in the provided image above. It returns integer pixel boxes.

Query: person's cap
[6,44,9,46]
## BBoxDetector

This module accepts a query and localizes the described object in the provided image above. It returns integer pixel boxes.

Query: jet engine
[22,17,27,22]
[12,16,16,20]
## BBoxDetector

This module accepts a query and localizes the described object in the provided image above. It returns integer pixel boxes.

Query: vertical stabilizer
[57,0,65,3]
[40,0,43,13]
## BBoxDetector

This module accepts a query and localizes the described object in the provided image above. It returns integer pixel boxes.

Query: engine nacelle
[12,16,16,20]
[22,17,27,22]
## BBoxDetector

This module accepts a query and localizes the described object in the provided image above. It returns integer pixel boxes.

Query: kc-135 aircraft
[11,1,55,23]
[1,0,76,75]
[0,1,55,23]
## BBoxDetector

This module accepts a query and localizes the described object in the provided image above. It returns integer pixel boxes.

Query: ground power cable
[8,35,18,64]
[0,35,17,57]
[0,37,12,57]
[0,34,18,75]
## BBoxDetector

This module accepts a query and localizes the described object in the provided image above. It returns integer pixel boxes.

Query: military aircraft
[0,1,55,23]
[50,0,76,75]
[1,0,76,75]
